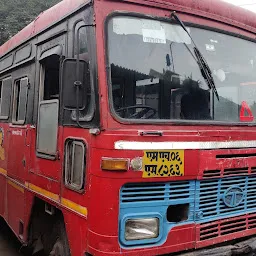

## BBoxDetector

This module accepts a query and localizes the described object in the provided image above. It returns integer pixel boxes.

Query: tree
[0,0,61,46]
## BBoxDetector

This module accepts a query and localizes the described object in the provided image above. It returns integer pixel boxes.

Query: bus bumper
[88,234,256,256]
[181,236,256,256]
[88,212,256,256]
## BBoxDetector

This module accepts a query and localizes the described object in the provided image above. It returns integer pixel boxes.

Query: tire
[48,220,70,256]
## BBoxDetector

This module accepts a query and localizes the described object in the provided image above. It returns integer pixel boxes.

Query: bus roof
[0,0,256,57]
[0,0,87,57]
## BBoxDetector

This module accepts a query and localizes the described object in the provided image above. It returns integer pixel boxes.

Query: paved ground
[0,220,23,256]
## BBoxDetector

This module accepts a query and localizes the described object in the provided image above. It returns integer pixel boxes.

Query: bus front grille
[120,175,256,223]
[198,212,256,244]
[197,175,256,221]
[120,181,193,204]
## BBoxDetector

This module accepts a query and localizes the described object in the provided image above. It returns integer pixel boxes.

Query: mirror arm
[74,81,82,87]
[74,80,83,128]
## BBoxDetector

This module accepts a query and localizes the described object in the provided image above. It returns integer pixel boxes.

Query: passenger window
[41,55,60,100]
[65,140,86,191]
[12,77,29,124]
[0,77,12,120]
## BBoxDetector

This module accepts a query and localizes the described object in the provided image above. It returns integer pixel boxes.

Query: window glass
[65,140,85,191]
[37,101,58,155]
[108,16,256,123]
[37,53,60,158]
[0,77,12,119]
[75,26,88,56]
[72,143,84,185]
[13,77,28,123]
[79,27,88,54]
[43,55,60,100]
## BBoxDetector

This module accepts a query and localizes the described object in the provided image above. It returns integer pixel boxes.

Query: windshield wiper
[171,11,219,100]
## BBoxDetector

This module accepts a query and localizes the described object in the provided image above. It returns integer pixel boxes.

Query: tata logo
[223,186,245,208]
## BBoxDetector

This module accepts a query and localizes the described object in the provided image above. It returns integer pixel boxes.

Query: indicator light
[101,158,129,171]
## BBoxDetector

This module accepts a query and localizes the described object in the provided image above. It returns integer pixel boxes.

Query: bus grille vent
[120,181,192,204]
[198,176,256,220]
[199,212,256,241]
[203,167,250,178]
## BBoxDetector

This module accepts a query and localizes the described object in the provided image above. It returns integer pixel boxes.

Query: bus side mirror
[62,58,89,109]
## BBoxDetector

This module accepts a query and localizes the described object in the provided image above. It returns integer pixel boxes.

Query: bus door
[57,20,96,251]
[7,74,30,238]
[29,35,66,194]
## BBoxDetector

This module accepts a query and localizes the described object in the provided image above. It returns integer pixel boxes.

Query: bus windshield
[107,16,256,123]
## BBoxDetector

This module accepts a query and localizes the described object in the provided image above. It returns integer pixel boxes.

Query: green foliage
[0,0,61,45]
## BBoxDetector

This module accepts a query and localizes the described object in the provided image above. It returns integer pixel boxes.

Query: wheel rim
[49,240,64,256]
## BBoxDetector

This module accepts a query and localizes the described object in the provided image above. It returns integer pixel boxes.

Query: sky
[223,0,256,12]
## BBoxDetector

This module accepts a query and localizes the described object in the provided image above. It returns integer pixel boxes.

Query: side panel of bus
[0,39,36,237]
[0,3,97,255]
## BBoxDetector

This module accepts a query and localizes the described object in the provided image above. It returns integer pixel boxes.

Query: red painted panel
[0,124,10,172]
[1,0,256,58]
[198,148,256,179]
[0,124,11,220]
[63,209,88,256]
[88,224,195,256]
[28,128,62,181]
[23,191,34,242]
[2,1,256,256]
[7,126,28,183]
[0,0,87,57]
[0,176,6,217]
[7,183,24,237]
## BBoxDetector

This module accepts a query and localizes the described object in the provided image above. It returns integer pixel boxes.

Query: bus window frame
[64,139,86,193]
[72,22,95,122]
[36,46,63,159]
[12,76,29,125]
[0,76,12,121]
[105,11,256,126]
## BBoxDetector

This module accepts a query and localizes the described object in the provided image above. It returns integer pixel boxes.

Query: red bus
[1,0,256,255]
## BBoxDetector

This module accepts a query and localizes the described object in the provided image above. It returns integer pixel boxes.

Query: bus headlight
[125,218,159,241]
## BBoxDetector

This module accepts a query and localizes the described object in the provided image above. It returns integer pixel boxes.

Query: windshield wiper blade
[194,47,219,100]
[171,11,219,100]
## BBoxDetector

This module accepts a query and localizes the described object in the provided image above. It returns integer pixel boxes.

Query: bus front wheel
[48,220,70,256]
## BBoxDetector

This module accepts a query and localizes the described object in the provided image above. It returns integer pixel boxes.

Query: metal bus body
[1,0,256,255]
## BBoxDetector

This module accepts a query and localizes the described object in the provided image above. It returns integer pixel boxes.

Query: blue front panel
[196,175,256,222]
[119,181,195,247]
[119,175,256,248]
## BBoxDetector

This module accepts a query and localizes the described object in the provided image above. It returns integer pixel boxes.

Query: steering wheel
[116,105,157,119]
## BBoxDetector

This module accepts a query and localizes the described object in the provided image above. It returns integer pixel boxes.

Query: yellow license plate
[142,150,184,178]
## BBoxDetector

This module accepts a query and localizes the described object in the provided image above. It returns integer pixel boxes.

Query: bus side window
[41,55,60,100]
[64,140,86,191]
[12,77,29,124]
[0,77,12,120]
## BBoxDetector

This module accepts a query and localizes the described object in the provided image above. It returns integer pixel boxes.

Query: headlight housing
[125,218,159,241]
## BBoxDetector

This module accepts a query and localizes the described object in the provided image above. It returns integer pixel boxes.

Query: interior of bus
[108,16,256,123]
